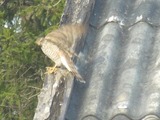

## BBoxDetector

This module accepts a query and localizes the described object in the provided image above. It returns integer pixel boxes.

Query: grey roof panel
[90,0,160,29]
[128,0,160,26]
[90,0,131,27]
[66,0,160,120]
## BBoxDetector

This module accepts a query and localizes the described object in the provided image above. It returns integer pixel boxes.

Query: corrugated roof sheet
[65,0,160,119]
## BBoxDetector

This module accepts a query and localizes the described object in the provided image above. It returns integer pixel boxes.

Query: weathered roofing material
[66,0,160,120]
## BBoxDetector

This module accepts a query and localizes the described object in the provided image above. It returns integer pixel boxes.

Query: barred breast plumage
[41,40,62,66]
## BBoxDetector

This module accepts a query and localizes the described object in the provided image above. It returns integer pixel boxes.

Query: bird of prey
[35,24,86,83]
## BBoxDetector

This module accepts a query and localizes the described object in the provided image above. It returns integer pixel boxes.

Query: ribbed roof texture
[66,0,160,120]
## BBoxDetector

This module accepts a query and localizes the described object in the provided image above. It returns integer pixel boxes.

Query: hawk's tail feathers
[72,71,86,83]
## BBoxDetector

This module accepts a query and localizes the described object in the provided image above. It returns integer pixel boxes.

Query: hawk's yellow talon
[45,66,57,74]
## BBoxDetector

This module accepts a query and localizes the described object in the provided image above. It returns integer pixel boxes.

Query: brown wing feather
[44,24,86,51]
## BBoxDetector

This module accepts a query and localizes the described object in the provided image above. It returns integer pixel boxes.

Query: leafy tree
[0,0,65,119]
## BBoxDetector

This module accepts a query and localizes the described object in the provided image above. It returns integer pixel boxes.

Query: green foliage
[0,0,65,119]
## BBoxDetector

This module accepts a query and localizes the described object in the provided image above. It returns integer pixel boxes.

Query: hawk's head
[35,37,45,46]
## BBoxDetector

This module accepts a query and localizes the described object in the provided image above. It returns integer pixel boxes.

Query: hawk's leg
[45,65,57,74]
